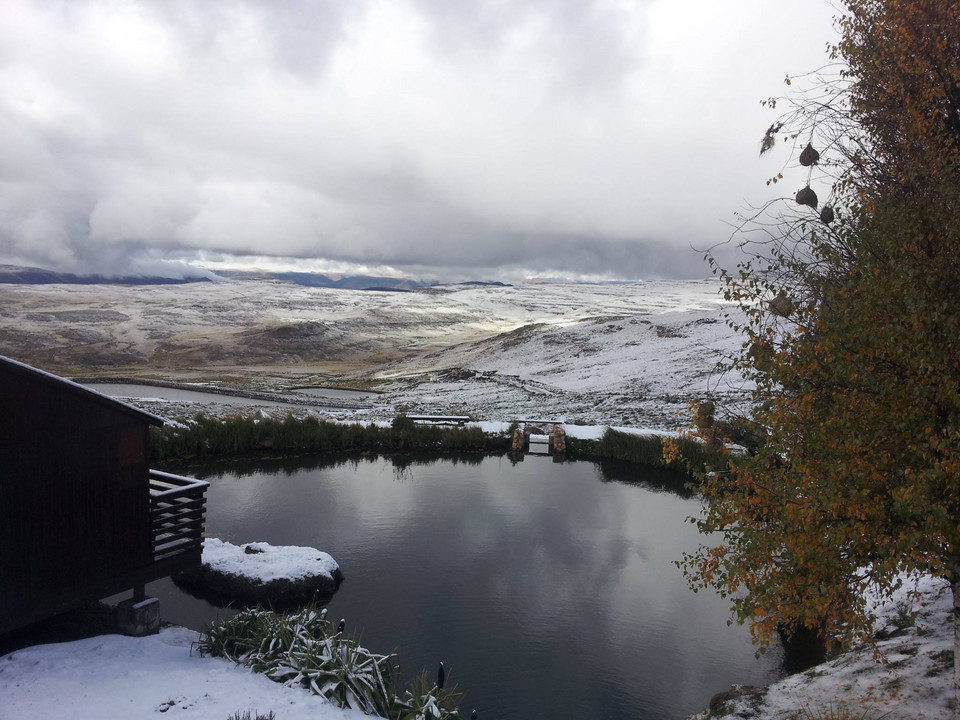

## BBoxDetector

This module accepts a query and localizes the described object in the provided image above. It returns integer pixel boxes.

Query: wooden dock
[406,414,471,426]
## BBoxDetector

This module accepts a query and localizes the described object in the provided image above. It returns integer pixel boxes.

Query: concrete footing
[115,596,160,637]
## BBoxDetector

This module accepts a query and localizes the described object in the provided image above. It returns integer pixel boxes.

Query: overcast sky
[0,0,839,281]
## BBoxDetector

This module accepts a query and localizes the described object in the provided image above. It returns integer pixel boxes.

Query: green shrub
[597,429,665,466]
[567,428,727,477]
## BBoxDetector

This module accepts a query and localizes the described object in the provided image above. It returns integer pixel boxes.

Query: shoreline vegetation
[151,413,506,461]
[150,412,726,477]
[569,427,724,476]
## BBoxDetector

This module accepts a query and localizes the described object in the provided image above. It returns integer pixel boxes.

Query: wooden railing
[149,470,209,563]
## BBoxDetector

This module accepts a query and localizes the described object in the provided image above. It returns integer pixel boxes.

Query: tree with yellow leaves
[682,0,960,701]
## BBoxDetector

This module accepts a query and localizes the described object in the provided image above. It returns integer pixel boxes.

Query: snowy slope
[0,278,748,429]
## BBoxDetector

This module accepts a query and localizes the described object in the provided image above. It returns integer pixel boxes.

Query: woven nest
[768,293,796,318]
[820,205,835,224]
[799,143,820,167]
[796,185,818,209]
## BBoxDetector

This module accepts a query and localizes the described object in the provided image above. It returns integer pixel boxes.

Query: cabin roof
[1,355,166,427]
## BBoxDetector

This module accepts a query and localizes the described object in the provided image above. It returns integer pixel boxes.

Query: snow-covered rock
[173,538,343,609]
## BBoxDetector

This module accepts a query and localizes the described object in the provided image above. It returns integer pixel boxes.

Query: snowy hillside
[0,278,748,428]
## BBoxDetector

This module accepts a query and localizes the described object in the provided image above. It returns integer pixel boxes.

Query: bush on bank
[568,428,726,476]
[150,412,509,461]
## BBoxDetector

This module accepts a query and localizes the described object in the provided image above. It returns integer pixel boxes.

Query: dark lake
[149,453,783,720]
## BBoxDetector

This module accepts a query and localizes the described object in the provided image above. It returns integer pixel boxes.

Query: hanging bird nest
[796,185,818,209]
[799,143,820,167]
[820,205,835,224]
[768,292,795,318]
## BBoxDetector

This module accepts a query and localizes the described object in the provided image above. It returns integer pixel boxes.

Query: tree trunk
[953,573,960,719]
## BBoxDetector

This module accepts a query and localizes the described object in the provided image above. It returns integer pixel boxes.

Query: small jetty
[406,414,471,426]
[511,419,567,457]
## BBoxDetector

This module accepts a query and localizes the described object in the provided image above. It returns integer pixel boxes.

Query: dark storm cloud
[296,206,712,280]
[0,0,838,280]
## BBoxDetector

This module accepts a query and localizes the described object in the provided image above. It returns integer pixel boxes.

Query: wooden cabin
[0,356,208,635]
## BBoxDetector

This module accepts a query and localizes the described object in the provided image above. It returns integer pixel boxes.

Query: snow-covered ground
[0,626,369,720]
[1,576,952,719]
[0,278,749,429]
[694,575,955,719]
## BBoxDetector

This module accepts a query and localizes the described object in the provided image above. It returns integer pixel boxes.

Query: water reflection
[167,452,691,493]
[151,453,781,720]
[594,457,696,498]
[165,450,489,480]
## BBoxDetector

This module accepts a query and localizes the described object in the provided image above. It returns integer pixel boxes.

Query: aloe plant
[390,669,463,720]
[200,606,467,718]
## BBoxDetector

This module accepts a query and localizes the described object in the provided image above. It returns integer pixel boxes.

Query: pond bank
[4,574,951,720]
[148,410,723,479]
[690,574,954,719]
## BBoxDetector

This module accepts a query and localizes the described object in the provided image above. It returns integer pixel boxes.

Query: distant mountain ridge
[216,272,513,290]
[0,265,513,290]
[215,270,434,291]
[0,265,209,285]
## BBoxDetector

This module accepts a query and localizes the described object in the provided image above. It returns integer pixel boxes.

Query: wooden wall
[0,365,154,633]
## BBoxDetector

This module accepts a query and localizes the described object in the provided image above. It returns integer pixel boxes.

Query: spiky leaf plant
[199,606,397,715]
[390,670,463,720]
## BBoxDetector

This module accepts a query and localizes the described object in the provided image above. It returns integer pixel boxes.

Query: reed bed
[151,413,509,461]
[152,413,719,479]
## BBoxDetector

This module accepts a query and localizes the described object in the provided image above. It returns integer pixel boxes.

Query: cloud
[0,0,838,279]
